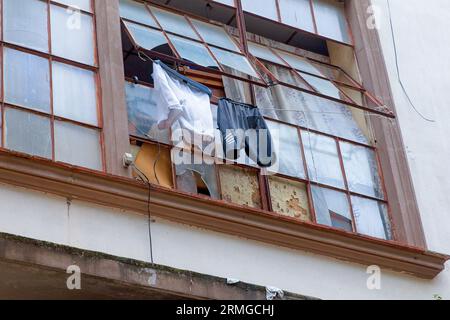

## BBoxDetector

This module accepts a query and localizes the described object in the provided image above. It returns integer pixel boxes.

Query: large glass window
[1,0,102,171]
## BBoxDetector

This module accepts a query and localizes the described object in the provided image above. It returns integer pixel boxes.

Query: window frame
[0,0,105,171]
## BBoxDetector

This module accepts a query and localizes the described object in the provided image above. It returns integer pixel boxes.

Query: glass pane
[213,0,235,7]
[51,4,95,65]
[313,0,350,43]
[54,121,102,170]
[340,142,384,199]
[52,62,98,126]
[275,50,323,76]
[124,21,168,51]
[300,72,341,99]
[4,108,52,159]
[302,131,345,189]
[168,35,219,68]
[119,0,158,27]
[190,19,239,52]
[210,47,257,77]
[269,176,311,222]
[242,0,278,21]
[266,120,305,178]
[279,0,315,32]
[351,196,392,240]
[150,6,199,40]
[219,166,261,208]
[248,42,286,66]
[53,0,92,12]
[312,186,352,232]
[173,149,220,199]
[3,0,49,53]
[125,82,170,144]
[4,48,51,113]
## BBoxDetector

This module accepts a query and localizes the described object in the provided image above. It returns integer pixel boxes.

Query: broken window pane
[150,6,200,40]
[4,108,52,159]
[51,5,95,66]
[191,19,239,52]
[340,142,384,199]
[124,21,169,51]
[312,186,353,232]
[125,82,170,144]
[4,48,51,113]
[313,0,350,43]
[242,0,278,21]
[269,176,312,222]
[301,131,345,189]
[3,0,49,53]
[133,143,174,188]
[351,196,392,240]
[54,121,102,170]
[210,47,257,77]
[173,149,220,199]
[168,35,219,68]
[119,0,158,27]
[218,166,261,208]
[52,61,98,126]
[266,120,305,179]
[279,0,315,33]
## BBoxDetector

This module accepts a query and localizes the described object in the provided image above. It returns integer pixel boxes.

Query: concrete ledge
[0,232,314,300]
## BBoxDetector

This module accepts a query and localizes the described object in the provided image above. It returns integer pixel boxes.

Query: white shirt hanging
[152,63,215,147]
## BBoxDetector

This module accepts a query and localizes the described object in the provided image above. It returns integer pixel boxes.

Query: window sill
[0,150,448,279]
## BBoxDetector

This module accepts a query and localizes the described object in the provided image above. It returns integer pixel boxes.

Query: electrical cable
[386,0,435,123]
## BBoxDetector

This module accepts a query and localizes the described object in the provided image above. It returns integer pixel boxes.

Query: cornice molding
[0,151,447,279]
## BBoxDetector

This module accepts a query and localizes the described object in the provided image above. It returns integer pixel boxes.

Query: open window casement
[120,2,267,85]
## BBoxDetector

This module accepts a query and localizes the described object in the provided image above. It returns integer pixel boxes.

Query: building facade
[0,0,449,300]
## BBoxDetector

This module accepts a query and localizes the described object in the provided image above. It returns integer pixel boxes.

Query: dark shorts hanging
[217,98,275,168]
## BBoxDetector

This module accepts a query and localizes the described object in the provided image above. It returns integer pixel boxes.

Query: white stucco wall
[371,0,450,256]
[0,182,448,300]
[0,0,449,300]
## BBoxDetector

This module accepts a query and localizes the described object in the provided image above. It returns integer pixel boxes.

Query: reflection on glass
[210,47,257,77]
[4,108,52,159]
[124,21,168,51]
[313,0,350,43]
[125,82,170,144]
[4,48,51,113]
[312,186,353,232]
[340,142,384,199]
[168,35,219,68]
[266,120,305,178]
[119,0,158,27]
[242,0,278,21]
[302,131,345,189]
[351,196,391,240]
[191,19,239,52]
[150,6,200,40]
[279,0,315,32]
[248,42,286,66]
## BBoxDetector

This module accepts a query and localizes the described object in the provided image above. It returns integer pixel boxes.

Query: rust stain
[268,177,311,222]
[218,166,261,208]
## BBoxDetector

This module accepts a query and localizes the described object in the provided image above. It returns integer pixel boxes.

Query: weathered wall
[0,182,448,300]
[370,0,450,256]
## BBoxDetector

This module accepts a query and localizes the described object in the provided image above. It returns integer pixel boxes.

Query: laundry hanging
[152,60,215,147]
[217,98,276,168]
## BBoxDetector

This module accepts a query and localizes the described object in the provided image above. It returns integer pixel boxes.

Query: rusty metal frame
[0,0,104,170]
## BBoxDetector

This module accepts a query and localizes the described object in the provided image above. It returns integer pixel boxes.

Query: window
[241,0,351,44]
[1,0,102,171]
[120,1,393,241]
[120,1,262,81]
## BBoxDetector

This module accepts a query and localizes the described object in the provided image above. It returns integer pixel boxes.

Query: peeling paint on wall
[268,177,311,222]
[218,166,261,208]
